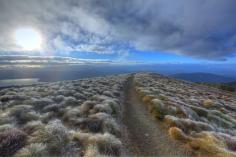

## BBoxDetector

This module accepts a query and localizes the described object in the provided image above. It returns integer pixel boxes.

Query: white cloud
[0,55,112,65]
[0,0,236,60]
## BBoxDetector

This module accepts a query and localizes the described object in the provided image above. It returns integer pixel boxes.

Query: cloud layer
[0,0,236,60]
[0,55,111,65]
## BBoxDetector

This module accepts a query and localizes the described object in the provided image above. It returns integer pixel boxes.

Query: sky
[0,0,236,64]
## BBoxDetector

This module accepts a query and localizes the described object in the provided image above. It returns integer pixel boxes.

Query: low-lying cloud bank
[0,55,111,65]
[0,0,236,60]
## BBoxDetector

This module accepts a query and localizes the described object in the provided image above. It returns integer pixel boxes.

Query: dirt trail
[122,76,194,157]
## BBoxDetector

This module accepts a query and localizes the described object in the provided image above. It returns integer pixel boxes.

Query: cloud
[0,55,112,65]
[74,44,112,54]
[0,0,236,60]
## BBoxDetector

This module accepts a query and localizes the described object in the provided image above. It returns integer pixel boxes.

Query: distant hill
[226,82,236,92]
[170,72,236,83]
[227,81,236,87]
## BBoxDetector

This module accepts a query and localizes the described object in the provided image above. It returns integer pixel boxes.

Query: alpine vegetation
[0,74,129,157]
[134,73,236,157]
[1,72,236,157]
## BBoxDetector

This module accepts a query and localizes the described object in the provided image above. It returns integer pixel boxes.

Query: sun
[14,27,43,51]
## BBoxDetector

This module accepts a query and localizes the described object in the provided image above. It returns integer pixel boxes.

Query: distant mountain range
[170,72,236,83]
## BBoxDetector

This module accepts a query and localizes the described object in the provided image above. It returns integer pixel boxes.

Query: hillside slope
[1,73,236,157]
[123,76,193,157]
[228,81,236,87]
[0,74,129,157]
[170,72,236,83]
[134,73,236,157]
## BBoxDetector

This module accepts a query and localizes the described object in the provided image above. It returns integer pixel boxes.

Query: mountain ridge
[170,72,236,83]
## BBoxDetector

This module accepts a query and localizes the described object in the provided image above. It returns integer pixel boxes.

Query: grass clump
[150,99,177,120]
[88,113,120,136]
[0,124,13,132]
[0,113,10,126]
[89,133,122,156]
[93,103,113,115]
[73,132,121,156]
[81,118,103,133]
[30,120,69,155]
[80,101,96,115]
[62,107,81,124]
[15,143,47,157]
[21,121,44,135]
[189,105,208,117]
[203,99,213,108]
[11,109,38,125]
[142,95,155,105]
[207,113,235,128]
[165,115,214,132]
[102,118,121,136]
[169,127,191,144]
[30,98,54,111]
[42,104,60,113]
[169,127,236,157]
[0,128,27,157]
[84,144,100,157]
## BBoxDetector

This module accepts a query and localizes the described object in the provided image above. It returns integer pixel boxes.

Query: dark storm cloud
[0,0,236,60]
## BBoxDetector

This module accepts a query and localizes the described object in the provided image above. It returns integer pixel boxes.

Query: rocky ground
[0,72,236,157]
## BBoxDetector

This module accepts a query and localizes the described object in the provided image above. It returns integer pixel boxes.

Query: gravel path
[122,76,195,157]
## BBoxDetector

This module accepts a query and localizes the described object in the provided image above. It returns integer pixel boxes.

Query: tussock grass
[80,100,96,115]
[30,120,69,155]
[203,99,214,108]
[84,144,101,157]
[90,133,121,156]
[21,121,44,135]
[0,124,13,132]
[134,73,236,157]
[165,115,214,133]
[15,143,47,157]
[169,127,236,157]
[52,95,65,103]
[10,109,39,125]
[40,112,55,123]
[0,112,10,125]
[30,98,54,110]
[73,132,121,156]
[62,107,81,123]
[0,128,27,157]
[42,104,60,113]
[0,74,129,156]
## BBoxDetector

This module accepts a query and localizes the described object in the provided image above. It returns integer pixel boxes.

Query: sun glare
[14,27,42,51]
